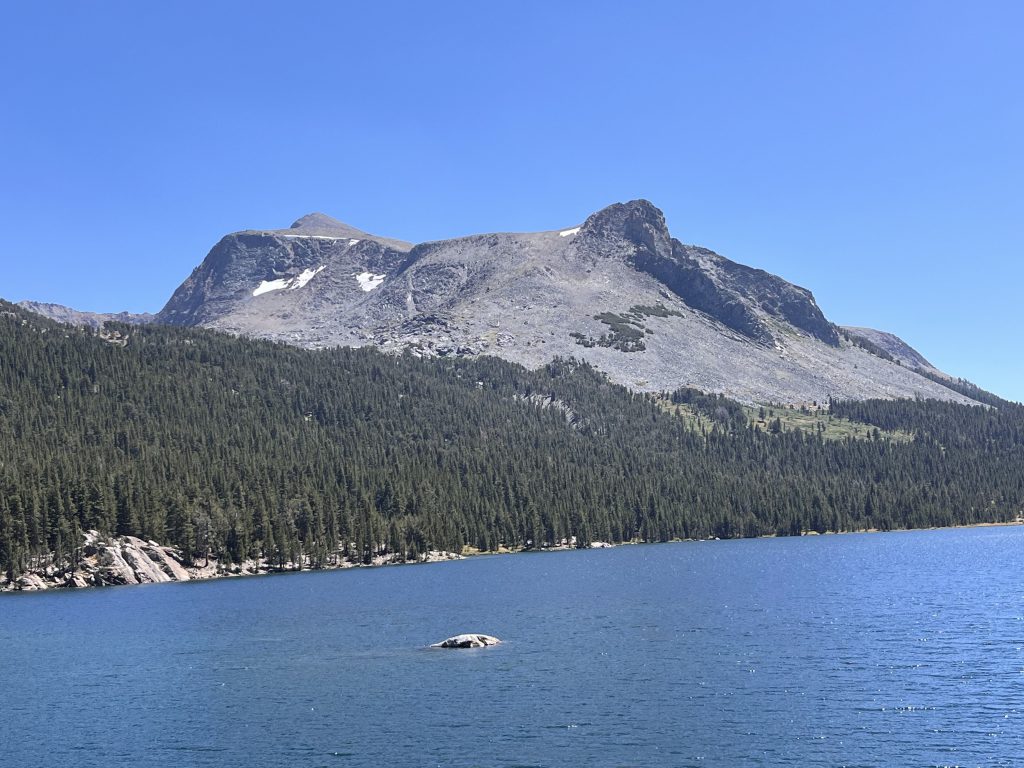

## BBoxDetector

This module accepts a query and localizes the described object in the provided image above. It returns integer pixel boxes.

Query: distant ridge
[16,301,153,329]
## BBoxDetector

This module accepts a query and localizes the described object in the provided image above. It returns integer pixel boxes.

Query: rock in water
[431,634,502,649]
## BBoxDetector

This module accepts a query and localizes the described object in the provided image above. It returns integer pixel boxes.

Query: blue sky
[2,1,1021,401]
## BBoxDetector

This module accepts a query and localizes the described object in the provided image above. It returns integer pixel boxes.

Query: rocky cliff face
[133,200,977,406]
[578,201,839,347]
[158,213,412,331]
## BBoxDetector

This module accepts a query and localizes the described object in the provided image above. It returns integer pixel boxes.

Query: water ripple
[1,526,1022,767]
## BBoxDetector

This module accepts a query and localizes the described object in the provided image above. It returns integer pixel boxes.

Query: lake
[1,526,1021,767]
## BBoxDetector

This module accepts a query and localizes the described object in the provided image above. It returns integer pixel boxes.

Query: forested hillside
[1,302,1022,580]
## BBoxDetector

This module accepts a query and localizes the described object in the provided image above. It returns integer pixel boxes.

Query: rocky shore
[0,530,464,592]
[10,524,1015,593]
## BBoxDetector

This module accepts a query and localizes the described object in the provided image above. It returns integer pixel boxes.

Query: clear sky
[2,1,1021,402]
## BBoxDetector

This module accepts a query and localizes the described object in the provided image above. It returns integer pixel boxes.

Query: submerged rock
[431,634,502,649]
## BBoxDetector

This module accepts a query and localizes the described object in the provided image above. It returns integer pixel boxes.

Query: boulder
[97,545,140,585]
[144,543,191,581]
[431,634,501,649]
[121,537,172,583]
[16,573,48,591]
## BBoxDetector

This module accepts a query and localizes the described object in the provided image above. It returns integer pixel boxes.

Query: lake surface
[1,527,1022,767]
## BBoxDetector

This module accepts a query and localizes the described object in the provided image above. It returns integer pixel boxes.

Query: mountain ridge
[16,301,154,329]
[15,200,989,405]
[150,199,979,405]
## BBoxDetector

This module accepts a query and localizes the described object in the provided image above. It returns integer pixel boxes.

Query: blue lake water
[1,526,1022,767]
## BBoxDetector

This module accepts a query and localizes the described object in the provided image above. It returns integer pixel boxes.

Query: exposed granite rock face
[578,200,839,347]
[158,218,411,329]
[15,573,48,591]
[82,531,191,586]
[0,531,196,590]
[431,634,502,648]
[17,301,154,329]
[0,530,463,592]
[841,326,940,373]
[144,201,976,405]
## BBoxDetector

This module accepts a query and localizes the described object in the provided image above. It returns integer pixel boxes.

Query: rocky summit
[29,200,978,405]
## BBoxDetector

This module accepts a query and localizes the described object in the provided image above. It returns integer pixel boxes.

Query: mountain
[17,301,154,329]
[157,212,412,329]
[155,201,976,405]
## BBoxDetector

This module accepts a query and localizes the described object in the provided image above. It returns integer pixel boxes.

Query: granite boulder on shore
[0,530,465,592]
[5,530,193,590]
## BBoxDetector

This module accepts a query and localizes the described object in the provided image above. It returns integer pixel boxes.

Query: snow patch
[291,265,326,289]
[356,272,386,292]
[252,265,326,296]
[559,227,580,237]
[252,278,291,296]
[348,238,361,246]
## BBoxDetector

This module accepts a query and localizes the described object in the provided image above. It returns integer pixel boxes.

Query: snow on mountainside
[148,200,978,406]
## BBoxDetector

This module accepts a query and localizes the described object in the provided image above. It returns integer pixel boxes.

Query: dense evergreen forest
[1,301,1022,579]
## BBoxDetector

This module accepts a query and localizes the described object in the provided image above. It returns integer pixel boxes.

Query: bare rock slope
[154,200,975,405]
[0,529,465,591]
[17,301,153,329]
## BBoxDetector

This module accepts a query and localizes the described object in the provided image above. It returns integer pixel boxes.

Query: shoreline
[3,519,1022,594]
